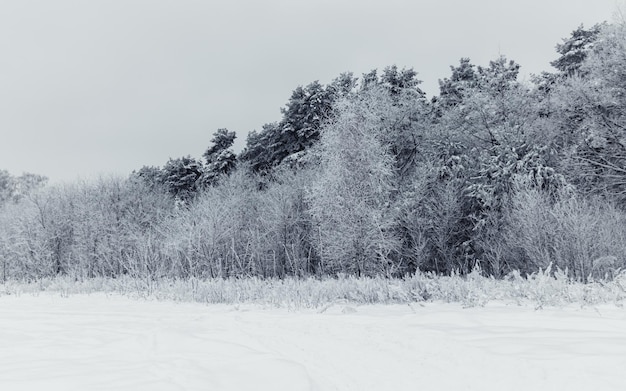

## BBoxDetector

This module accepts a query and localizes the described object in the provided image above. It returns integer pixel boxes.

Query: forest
[1,21,626,284]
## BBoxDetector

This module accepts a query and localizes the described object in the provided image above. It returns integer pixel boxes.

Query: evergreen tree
[133,165,165,191]
[239,123,280,173]
[241,76,353,172]
[200,128,237,187]
[161,156,203,202]
[436,58,479,108]
[327,72,358,99]
[551,23,605,77]
[380,65,424,98]
[361,65,425,99]
[426,55,561,274]
[556,22,626,206]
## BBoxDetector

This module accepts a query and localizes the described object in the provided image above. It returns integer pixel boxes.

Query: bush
[503,181,626,281]
[2,271,626,309]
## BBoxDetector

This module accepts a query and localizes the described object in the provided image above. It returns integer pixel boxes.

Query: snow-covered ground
[1,293,625,390]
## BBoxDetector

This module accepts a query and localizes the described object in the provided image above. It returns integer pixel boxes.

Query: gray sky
[0,0,621,183]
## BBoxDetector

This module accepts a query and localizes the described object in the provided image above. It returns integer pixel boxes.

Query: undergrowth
[1,265,625,309]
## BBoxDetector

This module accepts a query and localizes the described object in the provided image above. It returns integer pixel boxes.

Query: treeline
[2,22,626,282]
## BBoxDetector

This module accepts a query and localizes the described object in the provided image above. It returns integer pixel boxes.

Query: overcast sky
[0,0,621,183]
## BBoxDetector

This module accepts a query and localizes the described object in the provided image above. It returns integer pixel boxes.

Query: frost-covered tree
[352,66,431,176]
[379,65,424,98]
[14,173,48,200]
[278,81,334,156]
[239,73,361,173]
[0,175,175,280]
[308,90,400,276]
[241,80,337,172]
[0,170,13,205]
[553,21,626,206]
[551,23,605,77]
[327,72,358,99]
[200,128,237,187]
[424,55,563,274]
[0,170,47,205]
[239,123,279,173]
[435,58,479,109]
[257,167,317,277]
[360,66,425,99]
[161,156,203,202]
[133,165,164,191]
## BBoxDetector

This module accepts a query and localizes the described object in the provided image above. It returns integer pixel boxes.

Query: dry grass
[2,266,625,309]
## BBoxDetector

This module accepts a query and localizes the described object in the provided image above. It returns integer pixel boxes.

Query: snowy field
[1,293,625,391]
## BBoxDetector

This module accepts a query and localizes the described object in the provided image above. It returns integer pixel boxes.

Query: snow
[1,294,625,390]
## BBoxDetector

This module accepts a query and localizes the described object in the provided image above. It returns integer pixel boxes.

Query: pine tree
[161,156,203,202]
[240,74,358,173]
[436,58,479,108]
[551,23,605,77]
[239,123,279,173]
[557,22,626,206]
[200,128,237,187]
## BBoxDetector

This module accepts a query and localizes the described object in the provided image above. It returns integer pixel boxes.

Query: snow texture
[1,294,625,390]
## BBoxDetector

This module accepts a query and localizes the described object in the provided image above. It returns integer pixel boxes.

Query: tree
[256,167,317,277]
[200,128,237,187]
[554,22,626,207]
[239,123,280,173]
[551,23,605,77]
[380,65,424,98]
[132,165,164,191]
[327,72,358,99]
[0,170,13,205]
[14,173,47,200]
[160,156,203,202]
[435,58,479,109]
[396,163,467,274]
[0,170,47,205]
[424,55,567,274]
[278,81,334,155]
[361,65,425,99]
[308,90,400,276]
[240,73,359,173]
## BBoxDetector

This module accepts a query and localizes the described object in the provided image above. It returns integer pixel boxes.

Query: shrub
[503,181,626,281]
